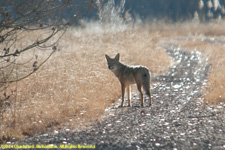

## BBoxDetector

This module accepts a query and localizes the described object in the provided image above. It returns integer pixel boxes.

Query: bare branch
[0,0,93,86]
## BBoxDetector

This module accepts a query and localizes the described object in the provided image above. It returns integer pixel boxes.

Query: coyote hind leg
[127,86,131,107]
[137,84,144,107]
[146,88,152,106]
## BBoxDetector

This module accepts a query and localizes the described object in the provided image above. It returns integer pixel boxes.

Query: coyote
[105,53,152,107]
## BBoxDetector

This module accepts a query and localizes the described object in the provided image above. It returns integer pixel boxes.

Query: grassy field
[0,24,172,141]
[0,21,225,142]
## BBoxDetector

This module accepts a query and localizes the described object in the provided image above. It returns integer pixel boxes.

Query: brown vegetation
[0,26,171,141]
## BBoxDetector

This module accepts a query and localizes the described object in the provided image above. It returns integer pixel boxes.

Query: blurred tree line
[124,0,225,21]
[86,0,225,22]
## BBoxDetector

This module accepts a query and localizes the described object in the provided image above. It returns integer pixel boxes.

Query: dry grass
[0,25,171,141]
[146,20,225,37]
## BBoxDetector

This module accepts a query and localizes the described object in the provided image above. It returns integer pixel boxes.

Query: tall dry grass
[0,25,171,141]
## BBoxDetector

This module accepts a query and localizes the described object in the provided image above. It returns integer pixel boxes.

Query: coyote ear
[105,54,110,61]
[115,53,120,61]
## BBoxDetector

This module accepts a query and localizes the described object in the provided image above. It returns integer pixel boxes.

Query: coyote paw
[118,105,123,108]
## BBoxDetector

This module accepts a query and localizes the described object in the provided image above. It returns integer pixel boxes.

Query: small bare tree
[0,0,93,84]
[0,0,93,115]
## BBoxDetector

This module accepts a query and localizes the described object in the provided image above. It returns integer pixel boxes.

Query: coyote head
[105,53,120,70]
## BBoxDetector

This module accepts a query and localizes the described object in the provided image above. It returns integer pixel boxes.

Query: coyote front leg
[121,84,125,107]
